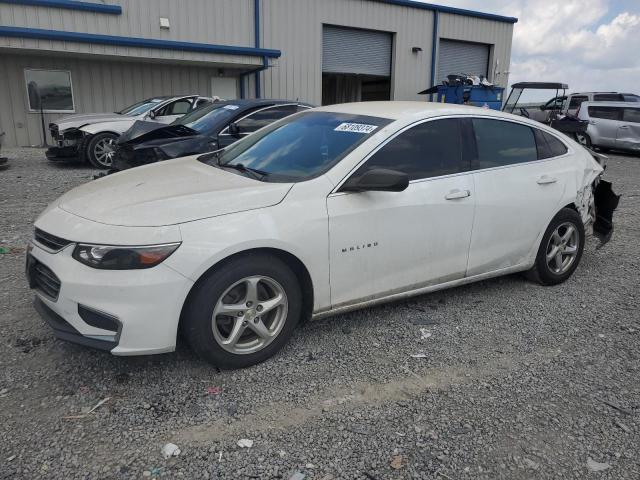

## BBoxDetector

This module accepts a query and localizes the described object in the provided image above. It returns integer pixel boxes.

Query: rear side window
[569,96,588,109]
[593,93,624,101]
[534,129,568,159]
[588,106,622,121]
[472,119,537,168]
[358,119,466,181]
[623,108,640,124]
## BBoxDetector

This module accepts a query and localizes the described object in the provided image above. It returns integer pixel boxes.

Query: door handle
[445,189,471,200]
[537,175,557,185]
[619,125,630,129]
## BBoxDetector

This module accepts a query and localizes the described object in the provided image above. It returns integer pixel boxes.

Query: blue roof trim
[0,0,122,15]
[0,26,282,58]
[370,0,518,24]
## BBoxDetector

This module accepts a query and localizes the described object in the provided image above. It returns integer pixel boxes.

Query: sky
[429,0,640,94]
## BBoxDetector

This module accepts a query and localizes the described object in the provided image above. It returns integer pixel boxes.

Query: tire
[86,132,118,169]
[526,208,585,286]
[575,132,592,149]
[183,253,302,369]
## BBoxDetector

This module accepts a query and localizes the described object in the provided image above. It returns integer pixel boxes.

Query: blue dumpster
[434,85,504,110]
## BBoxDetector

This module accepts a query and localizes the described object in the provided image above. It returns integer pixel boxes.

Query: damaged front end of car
[46,125,85,161]
[576,151,620,245]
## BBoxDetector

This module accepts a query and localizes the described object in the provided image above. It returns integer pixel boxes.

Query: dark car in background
[112,99,313,171]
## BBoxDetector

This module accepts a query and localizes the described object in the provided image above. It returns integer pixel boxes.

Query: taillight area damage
[576,151,620,245]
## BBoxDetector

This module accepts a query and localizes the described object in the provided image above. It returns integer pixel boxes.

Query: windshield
[504,87,565,113]
[202,111,391,182]
[174,103,236,133]
[118,98,168,116]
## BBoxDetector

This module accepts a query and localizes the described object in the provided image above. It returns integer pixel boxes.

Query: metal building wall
[0,0,258,65]
[0,52,223,147]
[438,12,514,87]
[259,0,436,105]
[258,0,514,105]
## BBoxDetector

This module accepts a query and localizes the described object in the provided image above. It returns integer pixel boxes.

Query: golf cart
[503,82,588,140]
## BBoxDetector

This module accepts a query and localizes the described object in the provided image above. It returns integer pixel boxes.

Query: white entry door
[211,77,238,100]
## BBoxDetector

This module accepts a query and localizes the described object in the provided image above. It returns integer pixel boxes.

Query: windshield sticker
[223,105,240,110]
[334,122,378,134]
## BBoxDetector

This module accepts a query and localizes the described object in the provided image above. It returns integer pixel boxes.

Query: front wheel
[86,132,118,169]
[183,254,302,368]
[527,208,585,286]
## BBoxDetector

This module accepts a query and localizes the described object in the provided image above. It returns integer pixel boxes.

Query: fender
[80,120,137,136]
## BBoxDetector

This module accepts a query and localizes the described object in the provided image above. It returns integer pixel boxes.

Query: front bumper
[27,241,194,355]
[45,145,80,161]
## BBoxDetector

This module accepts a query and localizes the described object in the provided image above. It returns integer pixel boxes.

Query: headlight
[72,243,180,270]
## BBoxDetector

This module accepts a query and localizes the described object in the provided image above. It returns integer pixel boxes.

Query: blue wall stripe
[0,0,122,15]
[370,0,518,24]
[429,10,439,101]
[0,26,282,58]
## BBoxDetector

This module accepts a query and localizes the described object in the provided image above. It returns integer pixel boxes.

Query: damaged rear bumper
[593,180,620,243]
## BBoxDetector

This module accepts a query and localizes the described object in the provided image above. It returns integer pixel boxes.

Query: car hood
[118,121,197,145]
[54,113,131,131]
[56,156,293,227]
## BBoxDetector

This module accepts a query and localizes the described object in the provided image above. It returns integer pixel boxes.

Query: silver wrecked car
[46,95,214,168]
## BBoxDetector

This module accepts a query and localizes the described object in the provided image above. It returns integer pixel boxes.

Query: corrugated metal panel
[437,39,489,80]
[260,0,435,104]
[0,52,225,147]
[322,25,392,76]
[0,0,258,65]
[438,12,514,87]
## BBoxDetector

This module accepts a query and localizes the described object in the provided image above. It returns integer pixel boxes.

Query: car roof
[316,101,512,120]
[212,98,312,108]
[512,82,568,90]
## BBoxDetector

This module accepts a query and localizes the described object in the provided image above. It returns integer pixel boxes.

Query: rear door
[466,118,571,276]
[327,118,476,307]
[617,107,640,152]
[588,106,623,147]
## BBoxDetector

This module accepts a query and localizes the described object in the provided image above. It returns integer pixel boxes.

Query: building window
[24,69,75,113]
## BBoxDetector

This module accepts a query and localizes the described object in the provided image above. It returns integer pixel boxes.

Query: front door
[327,118,476,308]
[466,118,569,276]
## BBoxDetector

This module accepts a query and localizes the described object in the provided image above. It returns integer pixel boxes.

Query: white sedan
[27,102,617,368]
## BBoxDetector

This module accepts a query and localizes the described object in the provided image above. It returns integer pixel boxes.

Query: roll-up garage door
[437,39,490,81]
[322,25,392,77]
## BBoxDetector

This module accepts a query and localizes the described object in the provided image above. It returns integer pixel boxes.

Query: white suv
[28,102,616,368]
[564,92,639,116]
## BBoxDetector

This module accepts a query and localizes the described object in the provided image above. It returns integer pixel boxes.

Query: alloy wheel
[94,137,116,167]
[545,222,579,274]
[211,275,288,354]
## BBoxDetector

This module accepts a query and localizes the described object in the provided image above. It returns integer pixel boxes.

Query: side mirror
[539,105,546,111]
[341,168,409,193]
[148,110,156,120]
[228,122,240,137]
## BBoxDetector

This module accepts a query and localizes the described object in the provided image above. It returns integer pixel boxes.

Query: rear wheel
[183,254,302,368]
[527,208,585,286]
[86,132,118,169]
[575,132,592,149]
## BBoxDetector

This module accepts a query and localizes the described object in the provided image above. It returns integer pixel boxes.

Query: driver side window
[351,119,467,181]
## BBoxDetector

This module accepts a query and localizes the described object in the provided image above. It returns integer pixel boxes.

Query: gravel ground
[0,147,639,480]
